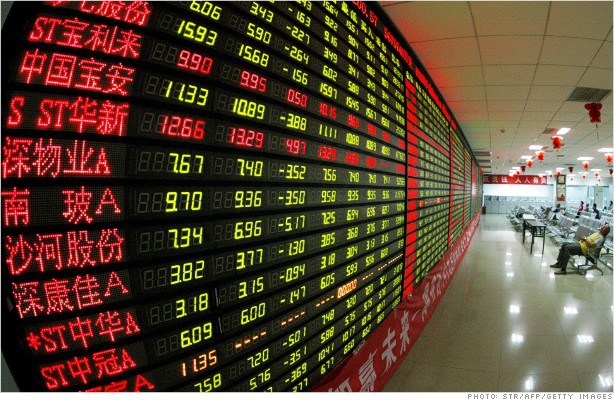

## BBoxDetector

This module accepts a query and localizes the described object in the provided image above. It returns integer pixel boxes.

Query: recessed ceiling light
[577,157,594,161]
[557,127,570,135]
[568,174,576,177]
[529,145,543,150]
[545,170,553,173]
[598,148,614,152]
[512,166,521,170]
[591,169,602,172]
[556,167,564,170]
[520,155,532,160]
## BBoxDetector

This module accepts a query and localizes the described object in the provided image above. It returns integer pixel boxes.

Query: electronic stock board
[1,1,480,392]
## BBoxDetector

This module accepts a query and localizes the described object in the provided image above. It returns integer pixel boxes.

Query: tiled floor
[383,214,613,392]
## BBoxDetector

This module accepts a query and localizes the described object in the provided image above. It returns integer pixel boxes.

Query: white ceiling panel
[470,2,550,36]
[455,111,491,122]
[577,67,614,90]
[382,2,473,42]
[479,36,543,65]
[427,66,486,87]
[446,101,488,112]
[487,100,526,112]
[439,86,487,102]
[532,65,586,86]
[485,85,531,100]
[521,111,558,121]
[527,86,575,101]
[410,38,481,68]
[546,2,613,40]
[517,120,551,130]
[524,100,563,112]
[539,37,603,67]
[483,65,536,86]
[488,111,523,120]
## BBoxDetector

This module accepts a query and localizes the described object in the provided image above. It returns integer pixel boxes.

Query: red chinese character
[74,58,105,91]
[67,356,92,384]
[12,281,45,318]
[96,100,129,136]
[35,233,64,272]
[67,230,96,268]
[124,2,151,26]
[68,97,98,132]
[95,187,122,215]
[5,235,36,275]
[62,186,94,224]
[96,228,124,263]
[92,348,136,378]
[68,316,94,348]
[111,29,142,58]
[57,18,89,48]
[2,187,30,227]
[95,311,124,342]
[45,53,77,87]
[33,138,63,178]
[44,278,75,314]
[65,140,94,174]
[104,63,134,95]
[19,49,48,83]
[2,137,33,178]
[83,24,113,53]
[73,274,102,309]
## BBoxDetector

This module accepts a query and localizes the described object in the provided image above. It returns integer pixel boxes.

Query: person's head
[610,201,613,206]
[581,201,584,205]
[556,203,561,208]
[599,224,610,236]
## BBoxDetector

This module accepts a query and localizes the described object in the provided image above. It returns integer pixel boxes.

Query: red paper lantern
[521,166,526,173]
[557,171,561,176]
[548,173,553,178]
[595,172,600,178]
[584,102,602,124]
[516,170,521,175]
[606,153,613,164]
[570,177,574,182]
[568,166,574,173]
[536,150,545,161]
[582,161,590,170]
[582,174,586,179]
[527,159,533,168]
[551,136,563,150]
[597,177,602,183]
[610,169,613,176]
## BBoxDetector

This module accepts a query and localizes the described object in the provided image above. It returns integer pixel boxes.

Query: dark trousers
[556,243,583,271]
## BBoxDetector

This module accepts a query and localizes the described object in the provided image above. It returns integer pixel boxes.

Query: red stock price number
[228,127,264,149]
[239,70,266,93]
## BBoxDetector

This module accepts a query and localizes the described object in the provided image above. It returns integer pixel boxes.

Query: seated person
[550,224,610,275]
[603,201,613,212]
[592,203,601,219]
[552,203,561,213]
[576,201,584,218]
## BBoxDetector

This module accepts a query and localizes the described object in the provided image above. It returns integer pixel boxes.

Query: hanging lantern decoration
[548,172,553,178]
[595,172,600,178]
[568,166,574,173]
[610,169,613,176]
[535,150,545,162]
[551,135,563,150]
[584,102,602,125]
[527,159,533,168]
[582,161,590,170]
[557,170,561,176]
[516,169,521,175]
[521,166,526,173]
[606,153,613,165]
[582,173,587,179]
[597,177,602,183]
[570,176,574,182]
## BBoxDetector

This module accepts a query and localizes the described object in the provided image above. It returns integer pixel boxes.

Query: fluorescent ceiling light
[568,174,576,177]
[556,167,564,170]
[529,145,543,150]
[557,127,570,135]
[512,166,521,170]
[520,155,532,160]
[577,157,594,161]
[545,170,552,173]
[598,148,614,152]
[591,169,602,172]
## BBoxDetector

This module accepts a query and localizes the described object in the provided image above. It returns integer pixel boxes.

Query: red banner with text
[484,175,546,185]
[311,213,480,392]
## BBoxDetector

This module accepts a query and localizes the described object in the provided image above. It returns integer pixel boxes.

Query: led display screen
[1,1,480,392]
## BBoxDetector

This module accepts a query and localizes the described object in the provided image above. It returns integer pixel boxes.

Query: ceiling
[381,1,613,177]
